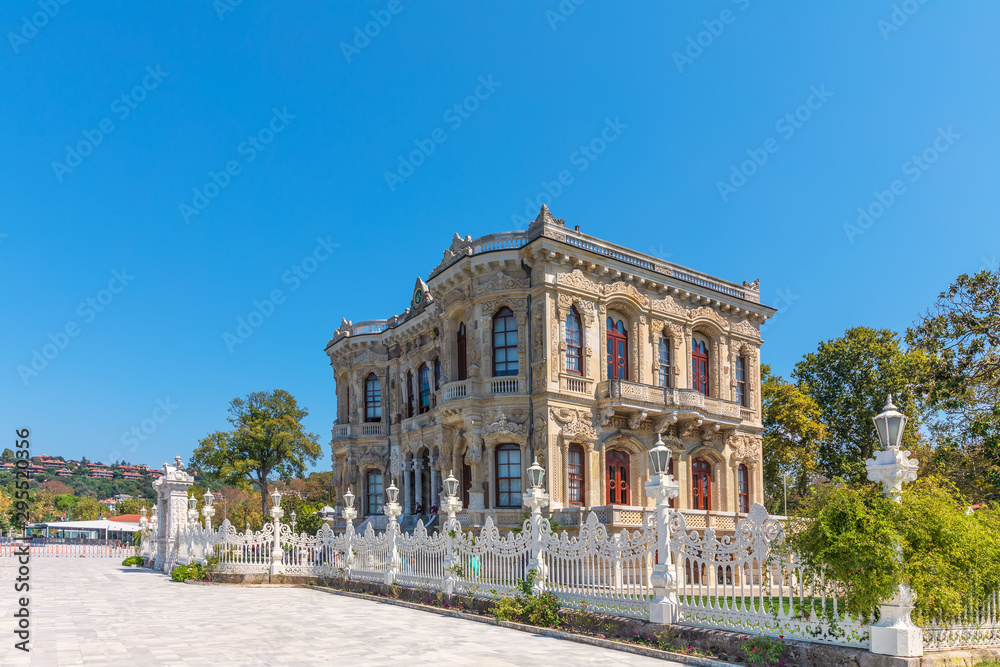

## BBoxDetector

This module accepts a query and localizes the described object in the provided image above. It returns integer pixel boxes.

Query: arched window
[456,323,467,381]
[738,464,750,513]
[406,370,414,418]
[492,308,518,377]
[434,357,441,391]
[606,317,628,380]
[735,354,747,407]
[606,449,630,505]
[692,335,710,396]
[418,364,431,414]
[495,444,521,508]
[568,443,584,505]
[565,308,582,374]
[692,459,711,511]
[658,334,672,388]
[366,470,383,516]
[364,373,381,422]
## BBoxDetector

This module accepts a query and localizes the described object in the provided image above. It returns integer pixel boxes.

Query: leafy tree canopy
[190,389,321,519]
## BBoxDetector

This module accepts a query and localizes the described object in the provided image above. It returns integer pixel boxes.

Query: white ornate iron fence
[923,591,1000,651]
[452,517,531,599]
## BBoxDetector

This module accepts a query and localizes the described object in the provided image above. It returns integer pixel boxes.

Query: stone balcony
[331,421,387,440]
[598,379,755,428]
[437,377,526,409]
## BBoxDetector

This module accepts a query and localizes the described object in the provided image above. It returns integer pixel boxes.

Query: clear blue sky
[3,1,997,472]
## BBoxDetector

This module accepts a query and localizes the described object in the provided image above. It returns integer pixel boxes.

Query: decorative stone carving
[603,281,649,307]
[628,410,647,430]
[732,435,761,463]
[478,270,529,295]
[557,269,601,294]
[533,414,548,447]
[463,432,483,464]
[732,319,760,339]
[652,296,689,319]
[389,448,402,476]
[551,407,598,441]
[690,306,729,332]
[354,349,388,365]
[482,410,528,438]
[597,406,615,427]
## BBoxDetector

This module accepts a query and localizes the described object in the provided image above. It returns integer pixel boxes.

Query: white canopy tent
[29,519,142,541]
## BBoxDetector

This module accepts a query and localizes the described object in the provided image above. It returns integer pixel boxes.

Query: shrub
[523,592,560,627]
[170,563,208,582]
[740,634,785,666]
[121,555,143,566]
[492,595,524,622]
[490,569,561,628]
[787,476,1000,623]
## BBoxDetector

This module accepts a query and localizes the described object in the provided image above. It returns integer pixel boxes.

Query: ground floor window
[568,444,584,505]
[606,449,630,505]
[366,470,383,515]
[495,444,521,508]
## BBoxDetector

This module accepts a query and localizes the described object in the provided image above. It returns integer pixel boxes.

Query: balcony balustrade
[599,379,747,423]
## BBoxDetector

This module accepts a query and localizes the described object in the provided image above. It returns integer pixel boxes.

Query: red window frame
[457,323,467,381]
[492,308,519,377]
[605,449,630,505]
[738,464,749,513]
[692,459,711,511]
[692,338,709,396]
[565,309,582,374]
[495,444,521,508]
[568,443,584,505]
[418,364,431,414]
[658,335,672,388]
[364,373,381,422]
[406,370,414,418]
[606,317,629,380]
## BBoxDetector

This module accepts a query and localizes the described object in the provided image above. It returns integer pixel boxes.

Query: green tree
[907,269,1000,501]
[760,365,826,515]
[793,327,925,483]
[72,497,101,521]
[1,448,14,463]
[115,498,139,515]
[277,493,325,535]
[190,390,322,520]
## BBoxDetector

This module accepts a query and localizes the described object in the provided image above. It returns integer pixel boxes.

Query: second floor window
[565,308,582,374]
[735,355,747,407]
[492,307,518,377]
[364,373,381,422]
[692,336,709,396]
[418,364,431,414]
[456,323,467,381]
[606,317,628,380]
[406,370,414,418]
[658,335,672,388]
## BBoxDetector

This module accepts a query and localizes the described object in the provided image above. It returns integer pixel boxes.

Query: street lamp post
[342,487,357,577]
[645,433,681,624]
[202,491,215,531]
[269,490,284,576]
[186,496,199,525]
[866,395,921,657]
[522,459,550,595]
[441,470,463,594]
[383,480,402,585]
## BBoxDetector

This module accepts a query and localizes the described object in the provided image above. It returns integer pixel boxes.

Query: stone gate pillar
[152,455,194,573]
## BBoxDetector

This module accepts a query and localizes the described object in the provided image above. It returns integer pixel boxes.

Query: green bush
[490,569,561,628]
[121,555,144,566]
[492,595,524,622]
[523,591,560,627]
[170,563,208,582]
[740,634,785,666]
[787,477,1000,623]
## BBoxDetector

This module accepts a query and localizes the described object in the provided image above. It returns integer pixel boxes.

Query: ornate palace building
[325,206,775,532]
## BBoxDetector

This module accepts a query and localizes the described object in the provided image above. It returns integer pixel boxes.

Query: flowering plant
[740,634,786,666]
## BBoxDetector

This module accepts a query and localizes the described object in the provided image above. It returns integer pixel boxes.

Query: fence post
[442,471,463,595]
[866,396,922,657]
[383,479,403,585]
[268,490,285,576]
[342,488,357,580]
[522,459,550,595]
[645,434,681,625]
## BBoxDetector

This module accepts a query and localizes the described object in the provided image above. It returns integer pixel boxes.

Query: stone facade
[325,206,775,528]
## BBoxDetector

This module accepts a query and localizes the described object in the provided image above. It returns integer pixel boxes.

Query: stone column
[429,457,439,509]
[151,456,194,574]
[414,459,424,512]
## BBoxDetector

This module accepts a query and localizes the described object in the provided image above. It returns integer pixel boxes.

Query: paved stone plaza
[0,557,687,666]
